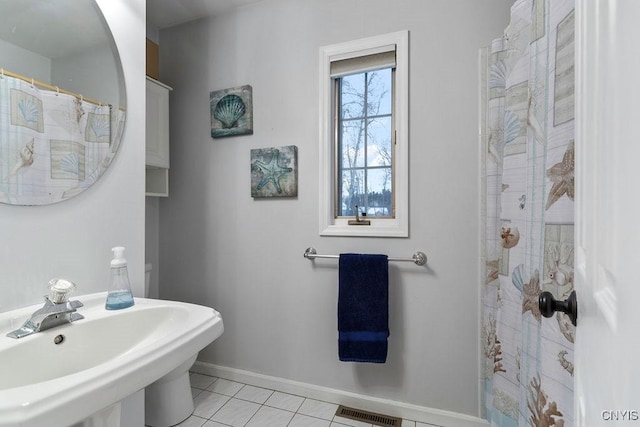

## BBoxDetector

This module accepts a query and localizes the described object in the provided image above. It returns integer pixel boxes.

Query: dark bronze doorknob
[539,290,577,327]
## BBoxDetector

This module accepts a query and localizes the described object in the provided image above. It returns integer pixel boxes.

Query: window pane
[366,117,392,167]
[366,168,392,217]
[367,69,392,116]
[341,74,365,119]
[340,169,364,216]
[340,119,365,168]
[336,67,393,219]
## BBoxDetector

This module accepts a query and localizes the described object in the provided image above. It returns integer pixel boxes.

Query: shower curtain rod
[303,247,427,266]
[1,67,109,107]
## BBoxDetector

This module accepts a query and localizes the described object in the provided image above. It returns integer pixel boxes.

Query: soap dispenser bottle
[106,246,135,310]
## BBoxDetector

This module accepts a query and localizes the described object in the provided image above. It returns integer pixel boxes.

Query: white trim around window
[318,30,409,237]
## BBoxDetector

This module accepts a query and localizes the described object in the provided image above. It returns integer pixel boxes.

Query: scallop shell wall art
[214,95,245,129]
[210,85,253,138]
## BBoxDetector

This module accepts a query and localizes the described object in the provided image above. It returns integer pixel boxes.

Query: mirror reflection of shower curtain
[480,0,575,425]
[0,74,112,205]
[0,76,44,200]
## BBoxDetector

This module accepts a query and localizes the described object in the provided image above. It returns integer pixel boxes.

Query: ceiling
[0,0,264,59]
[147,0,263,29]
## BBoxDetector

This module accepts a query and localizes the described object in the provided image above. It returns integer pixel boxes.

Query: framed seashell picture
[210,85,253,138]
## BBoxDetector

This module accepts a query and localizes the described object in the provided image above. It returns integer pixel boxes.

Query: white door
[575,1,640,425]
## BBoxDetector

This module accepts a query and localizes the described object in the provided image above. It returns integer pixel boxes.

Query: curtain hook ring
[31,77,35,87]
[55,86,60,96]
[0,68,4,79]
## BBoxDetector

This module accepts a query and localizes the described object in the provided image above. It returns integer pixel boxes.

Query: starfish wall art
[250,145,298,198]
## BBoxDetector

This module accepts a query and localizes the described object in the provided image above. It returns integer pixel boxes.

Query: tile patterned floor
[166,372,442,427]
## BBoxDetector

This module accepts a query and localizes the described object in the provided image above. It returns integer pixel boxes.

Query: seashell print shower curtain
[480,0,575,425]
[0,75,114,205]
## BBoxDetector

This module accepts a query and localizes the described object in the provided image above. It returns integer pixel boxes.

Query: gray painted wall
[157,0,510,417]
[0,39,51,82]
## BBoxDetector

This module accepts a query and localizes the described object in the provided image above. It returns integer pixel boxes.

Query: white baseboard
[192,362,489,427]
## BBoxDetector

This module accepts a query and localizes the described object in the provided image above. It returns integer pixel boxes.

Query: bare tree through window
[337,68,393,217]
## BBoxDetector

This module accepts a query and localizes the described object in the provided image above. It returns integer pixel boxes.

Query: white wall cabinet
[146,77,172,196]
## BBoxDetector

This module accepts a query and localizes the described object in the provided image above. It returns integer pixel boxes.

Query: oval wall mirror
[0,0,126,205]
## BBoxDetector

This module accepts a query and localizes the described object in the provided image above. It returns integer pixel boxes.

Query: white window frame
[319,30,409,237]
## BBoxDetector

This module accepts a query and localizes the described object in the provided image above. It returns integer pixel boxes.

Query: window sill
[320,217,408,238]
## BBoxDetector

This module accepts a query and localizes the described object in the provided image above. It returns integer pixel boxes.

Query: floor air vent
[335,405,402,427]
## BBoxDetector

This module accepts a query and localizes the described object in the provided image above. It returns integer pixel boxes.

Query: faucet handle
[48,278,77,303]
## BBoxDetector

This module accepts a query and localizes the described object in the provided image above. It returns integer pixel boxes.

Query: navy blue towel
[338,253,389,363]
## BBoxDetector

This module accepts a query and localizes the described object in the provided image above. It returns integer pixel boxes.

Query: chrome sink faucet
[6,279,84,339]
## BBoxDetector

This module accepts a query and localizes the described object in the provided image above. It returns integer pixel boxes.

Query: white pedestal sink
[0,293,224,427]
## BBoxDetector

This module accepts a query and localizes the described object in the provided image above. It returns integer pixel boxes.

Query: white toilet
[144,264,199,427]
